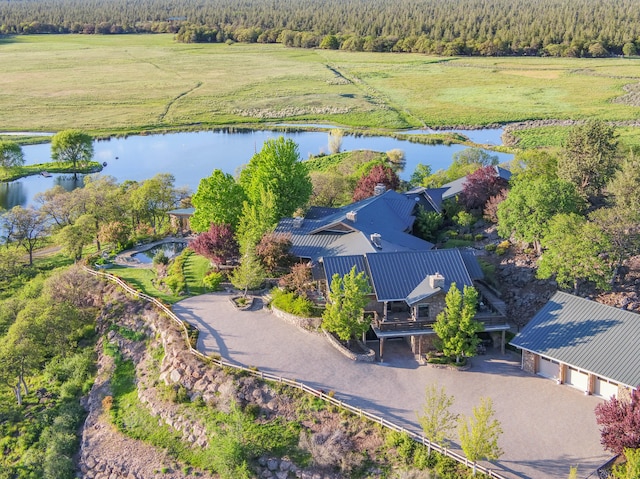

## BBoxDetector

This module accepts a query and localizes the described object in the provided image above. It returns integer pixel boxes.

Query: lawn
[1,34,640,136]
[108,265,184,304]
[108,252,212,303]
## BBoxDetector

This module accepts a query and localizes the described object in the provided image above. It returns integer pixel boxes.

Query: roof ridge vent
[346,210,357,222]
[374,183,386,196]
[293,216,304,228]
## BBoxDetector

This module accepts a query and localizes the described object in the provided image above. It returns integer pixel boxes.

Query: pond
[0,128,512,210]
[131,241,188,264]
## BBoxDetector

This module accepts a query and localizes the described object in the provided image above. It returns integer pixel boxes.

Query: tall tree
[239,137,312,220]
[433,283,482,364]
[1,206,49,265]
[417,384,459,448]
[236,186,279,254]
[55,214,96,260]
[34,185,79,228]
[558,120,619,199]
[459,165,509,211]
[190,223,239,268]
[51,129,94,177]
[458,397,503,470]
[410,163,432,187]
[537,213,613,293]
[352,164,400,201]
[191,169,246,232]
[129,173,179,233]
[589,206,640,275]
[594,388,640,455]
[608,155,640,213]
[230,250,266,297]
[0,141,25,169]
[510,149,559,183]
[322,265,372,342]
[497,177,585,253]
[255,232,294,274]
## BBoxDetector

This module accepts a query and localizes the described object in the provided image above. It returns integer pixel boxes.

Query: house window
[417,304,430,319]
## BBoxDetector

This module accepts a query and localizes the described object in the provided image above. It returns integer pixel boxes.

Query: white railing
[83,266,511,479]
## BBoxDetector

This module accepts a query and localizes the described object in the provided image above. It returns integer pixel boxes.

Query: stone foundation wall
[522,350,536,374]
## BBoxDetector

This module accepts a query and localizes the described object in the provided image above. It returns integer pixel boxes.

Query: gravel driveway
[173,293,610,479]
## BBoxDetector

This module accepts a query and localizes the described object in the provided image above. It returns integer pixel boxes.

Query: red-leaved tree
[190,223,239,267]
[594,388,640,455]
[352,164,400,202]
[255,232,294,274]
[459,166,509,212]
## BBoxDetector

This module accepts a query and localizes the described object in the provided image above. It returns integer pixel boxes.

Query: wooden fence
[83,266,511,479]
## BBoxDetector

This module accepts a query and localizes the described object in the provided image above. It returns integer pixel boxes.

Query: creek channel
[0,128,510,210]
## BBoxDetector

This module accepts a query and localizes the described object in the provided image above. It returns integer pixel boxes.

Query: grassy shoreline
[0,161,104,182]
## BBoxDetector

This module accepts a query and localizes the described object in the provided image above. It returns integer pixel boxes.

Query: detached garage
[511,292,640,399]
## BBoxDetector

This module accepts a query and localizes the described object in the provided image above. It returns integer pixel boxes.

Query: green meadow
[1,34,640,140]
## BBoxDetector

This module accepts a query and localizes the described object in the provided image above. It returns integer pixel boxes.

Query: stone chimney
[373,183,386,196]
[346,210,357,222]
[428,272,445,289]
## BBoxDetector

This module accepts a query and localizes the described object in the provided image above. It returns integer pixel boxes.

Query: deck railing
[83,266,511,479]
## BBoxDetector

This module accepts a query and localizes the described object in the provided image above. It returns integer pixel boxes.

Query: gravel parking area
[173,293,610,479]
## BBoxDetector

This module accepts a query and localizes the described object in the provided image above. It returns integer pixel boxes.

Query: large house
[321,250,509,360]
[275,184,510,360]
[511,292,640,400]
[274,186,434,260]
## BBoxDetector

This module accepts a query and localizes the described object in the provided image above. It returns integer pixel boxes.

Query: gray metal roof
[404,187,448,214]
[406,277,440,305]
[322,249,474,303]
[365,249,474,301]
[275,189,433,260]
[511,291,640,388]
[321,255,372,293]
[459,248,485,280]
[167,207,195,216]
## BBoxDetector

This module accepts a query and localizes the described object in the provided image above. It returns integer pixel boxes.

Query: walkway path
[173,293,610,479]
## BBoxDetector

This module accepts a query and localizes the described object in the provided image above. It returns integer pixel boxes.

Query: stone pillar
[501,330,506,355]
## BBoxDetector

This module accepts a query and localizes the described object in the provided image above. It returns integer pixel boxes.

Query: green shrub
[445,230,458,238]
[484,243,497,252]
[153,250,169,266]
[496,240,510,256]
[474,234,485,241]
[463,233,473,241]
[435,455,460,479]
[203,271,224,291]
[271,289,318,317]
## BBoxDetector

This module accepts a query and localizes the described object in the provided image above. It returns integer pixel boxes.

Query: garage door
[538,357,560,379]
[566,367,589,392]
[594,378,618,399]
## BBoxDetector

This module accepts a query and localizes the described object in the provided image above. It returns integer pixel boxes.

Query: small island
[0,161,104,182]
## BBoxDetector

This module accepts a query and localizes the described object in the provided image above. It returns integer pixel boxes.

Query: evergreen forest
[2,0,640,57]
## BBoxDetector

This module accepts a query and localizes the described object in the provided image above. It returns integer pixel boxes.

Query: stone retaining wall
[322,330,376,362]
[270,304,322,332]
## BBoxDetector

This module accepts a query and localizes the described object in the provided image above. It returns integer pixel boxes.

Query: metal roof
[167,207,195,216]
[404,187,448,214]
[364,249,474,301]
[459,248,485,280]
[321,255,373,293]
[275,189,433,260]
[511,291,640,388]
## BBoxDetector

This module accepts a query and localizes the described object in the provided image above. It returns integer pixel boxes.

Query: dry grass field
[2,34,640,140]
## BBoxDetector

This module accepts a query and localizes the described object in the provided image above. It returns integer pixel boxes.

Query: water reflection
[2,128,512,210]
[0,181,27,210]
[54,174,86,192]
